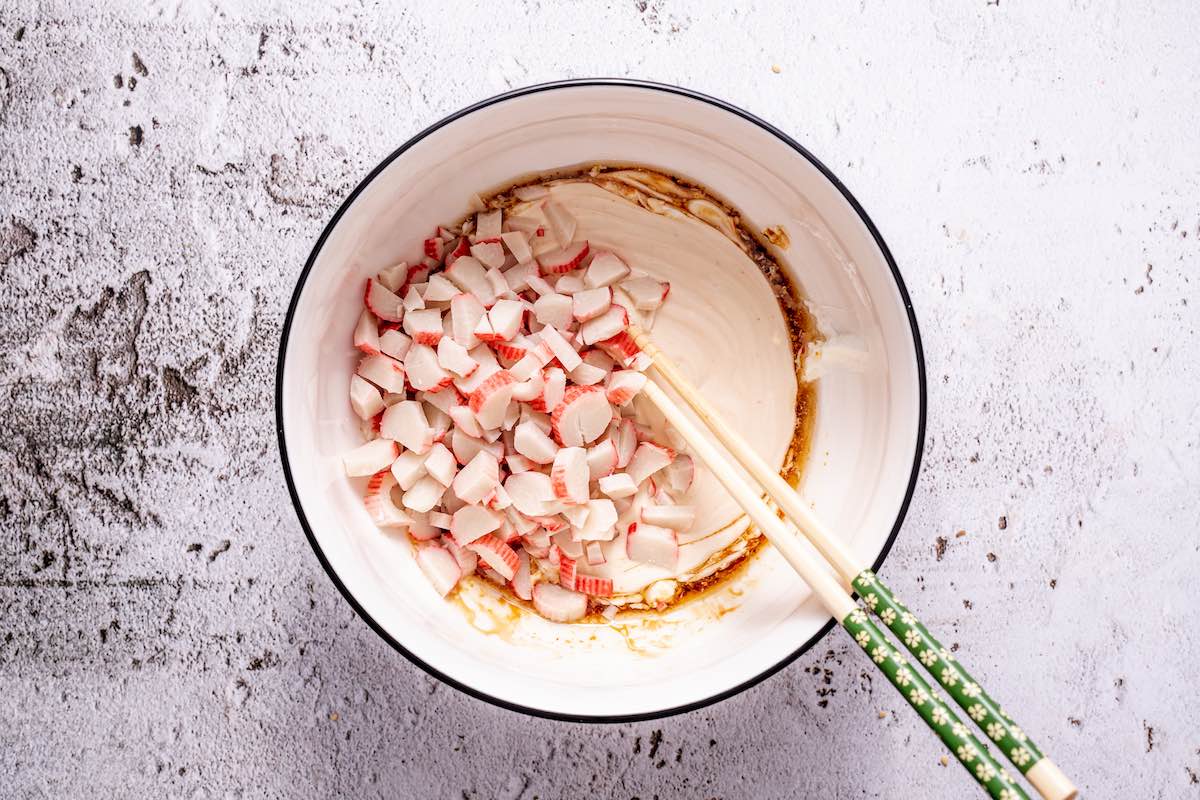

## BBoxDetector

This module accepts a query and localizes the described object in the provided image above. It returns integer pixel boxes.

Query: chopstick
[628,325,1077,800]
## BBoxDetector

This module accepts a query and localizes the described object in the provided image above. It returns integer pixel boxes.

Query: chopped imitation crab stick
[504,471,554,517]
[568,360,607,386]
[379,329,412,361]
[404,344,452,392]
[578,499,618,541]
[377,262,407,293]
[531,367,566,414]
[365,279,405,322]
[554,272,585,295]
[557,550,577,590]
[614,418,637,468]
[402,284,425,312]
[357,354,406,394]
[452,450,500,504]
[423,442,458,487]
[468,533,519,580]
[402,475,445,513]
[444,256,495,307]
[605,370,646,406]
[475,208,502,241]
[415,544,461,596]
[470,241,505,269]
[485,299,524,342]
[572,286,611,322]
[511,550,532,600]
[537,240,589,274]
[403,308,444,346]
[550,447,589,504]
[573,574,613,598]
[538,325,582,370]
[350,374,385,420]
[492,336,530,362]
[390,449,427,490]
[543,200,577,248]
[501,231,534,266]
[584,251,630,288]
[354,310,381,355]
[533,292,573,330]
[363,470,412,527]
[343,438,399,477]
[532,582,587,622]
[450,504,503,546]
[424,237,444,261]
[468,369,517,430]
[641,504,695,531]
[580,305,628,346]
[662,454,695,493]
[586,438,618,480]
[514,419,557,464]
[598,472,637,499]
[407,511,441,541]
[626,442,675,486]
[551,385,612,447]
[436,336,478,377]
[447,403,483,438]
[619,276,670,311]
[424,273,459,302]
[443,535,478,574]
[625,522,679,569]
[449,292,486,348]
[595,330,642,367]
[381,400,433,454]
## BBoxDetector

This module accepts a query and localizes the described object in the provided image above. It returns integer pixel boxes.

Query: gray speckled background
[1,2,1197,797]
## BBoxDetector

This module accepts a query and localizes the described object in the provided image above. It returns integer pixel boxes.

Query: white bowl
[276,80,925,721]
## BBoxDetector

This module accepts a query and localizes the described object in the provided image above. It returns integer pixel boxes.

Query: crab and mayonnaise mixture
[342,167,812,623]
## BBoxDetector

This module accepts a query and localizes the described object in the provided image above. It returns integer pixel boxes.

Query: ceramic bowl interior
[277,81,924,720]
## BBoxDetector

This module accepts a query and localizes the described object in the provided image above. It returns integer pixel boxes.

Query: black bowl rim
[275,78,927,724]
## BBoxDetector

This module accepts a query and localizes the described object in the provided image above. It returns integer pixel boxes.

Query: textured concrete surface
[1,2,1197,797]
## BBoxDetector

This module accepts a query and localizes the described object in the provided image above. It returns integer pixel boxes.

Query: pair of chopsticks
[627,325,1077,800]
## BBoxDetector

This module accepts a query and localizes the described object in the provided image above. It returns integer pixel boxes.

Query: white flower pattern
[900,611,917,626]
[956,743,978,763]
[864,593,879,609]
[962,681,981,698]
[931,706,949,725]
[968,704,987,722]
[872,646,887,664]
[904,629,921,647]
[975,761,997,782]
[855,630,871,648]
[951,722,970,739]
[941,667,959,687]
[986,722,1005,741]
[1010,746,1031,767]
[909,687,929,707]
[849,608,867,625]
[880,607,897,625]
[1009,725,1027,743]
[920,649,939,667]
[939,647,956,662]
[895,667,912,687]
[999,789,1018,800]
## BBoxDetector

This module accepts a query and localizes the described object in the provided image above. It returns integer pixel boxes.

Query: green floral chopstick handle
[843,608,1029,799]
[854,570,1045,777]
